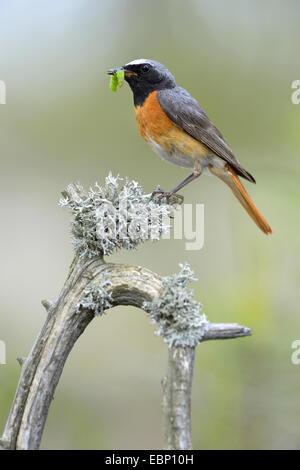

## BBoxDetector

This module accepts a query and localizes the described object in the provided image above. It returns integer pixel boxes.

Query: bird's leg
[151,168,202,204]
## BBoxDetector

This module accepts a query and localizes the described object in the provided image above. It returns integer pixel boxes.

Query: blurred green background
[0,0,299,450]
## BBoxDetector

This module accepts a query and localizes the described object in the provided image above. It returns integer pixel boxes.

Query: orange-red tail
[211,166,272,235]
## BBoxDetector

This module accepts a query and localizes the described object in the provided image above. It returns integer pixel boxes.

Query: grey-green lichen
[59,173,174,258]
[75,274,113,316]
[143,264,209,348]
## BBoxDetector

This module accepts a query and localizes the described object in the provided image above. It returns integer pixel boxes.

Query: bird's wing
[157,87,255,183]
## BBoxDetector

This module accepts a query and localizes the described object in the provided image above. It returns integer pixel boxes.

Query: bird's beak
[107,66,138,77]
[107,67,123,76]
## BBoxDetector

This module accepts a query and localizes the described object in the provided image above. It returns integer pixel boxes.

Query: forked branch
[0,178,251,450]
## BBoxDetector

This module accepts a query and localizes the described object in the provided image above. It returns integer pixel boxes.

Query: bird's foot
[150,189,184,205]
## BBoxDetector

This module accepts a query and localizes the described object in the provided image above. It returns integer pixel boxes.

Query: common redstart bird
[108,59,272,234]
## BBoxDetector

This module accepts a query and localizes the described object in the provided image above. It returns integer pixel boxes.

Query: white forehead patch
[125,58,148,66]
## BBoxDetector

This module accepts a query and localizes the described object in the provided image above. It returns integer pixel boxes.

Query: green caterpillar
[110,69,125,92]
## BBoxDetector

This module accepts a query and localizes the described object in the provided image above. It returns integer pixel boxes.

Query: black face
[108,60,176,106]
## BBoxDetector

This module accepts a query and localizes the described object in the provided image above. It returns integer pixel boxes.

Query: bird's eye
[141,64,150,73]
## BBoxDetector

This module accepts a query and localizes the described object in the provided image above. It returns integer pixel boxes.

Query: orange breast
[134,91,209,158]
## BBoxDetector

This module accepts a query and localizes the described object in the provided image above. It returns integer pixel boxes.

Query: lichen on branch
[59,173,175,258]
[75,273,113,316]
[143,263,209,348]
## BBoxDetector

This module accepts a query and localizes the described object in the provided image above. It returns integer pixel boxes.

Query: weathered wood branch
[162,346,195,450]
[0,181,251,451]
[161,324,251,450]
[0,257,164,450]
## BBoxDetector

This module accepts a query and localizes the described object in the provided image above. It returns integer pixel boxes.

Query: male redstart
[108,59,272,235]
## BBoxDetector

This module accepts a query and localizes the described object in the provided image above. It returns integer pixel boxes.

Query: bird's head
[107,59,176,105]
